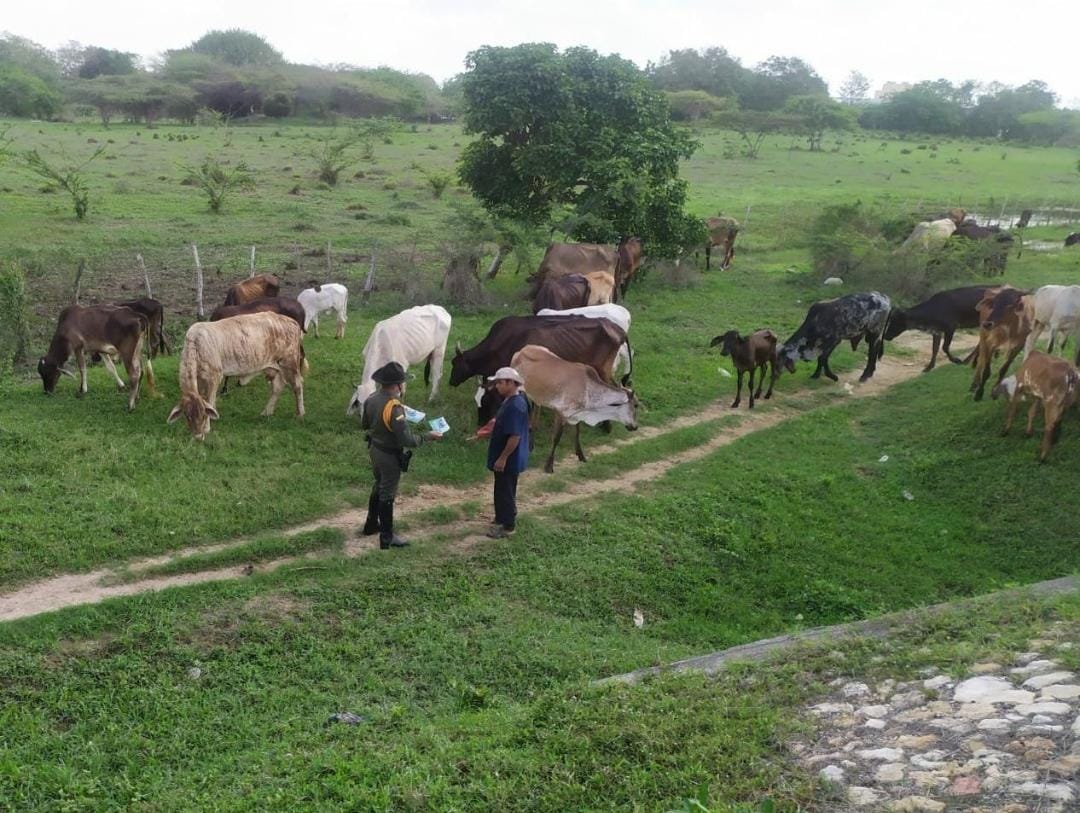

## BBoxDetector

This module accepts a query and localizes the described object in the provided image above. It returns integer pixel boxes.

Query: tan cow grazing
[970,286,1033,401]
[705,216,740,270]
[222,273,280,307]
[992,351,1080,462]
[531,237,643,301]
[510,344,638,473]
[167,312,307,440]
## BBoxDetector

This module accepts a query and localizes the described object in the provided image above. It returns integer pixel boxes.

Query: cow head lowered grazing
[777,292,891,383]
[39,304,156,411]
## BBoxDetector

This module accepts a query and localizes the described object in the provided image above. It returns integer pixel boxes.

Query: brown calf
[993,351,1080,462]
[970,287,1032,401]
[710,329,778,408]
[38,304,156,411]
[222,273,280,307]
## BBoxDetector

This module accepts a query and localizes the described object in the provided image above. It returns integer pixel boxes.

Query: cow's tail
[424,355,432,386]
[300,343,310,376]
[620,335,634,387]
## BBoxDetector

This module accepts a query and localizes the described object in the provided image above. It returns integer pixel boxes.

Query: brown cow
[993,351,1080,462]
[38,304,156,411]
[970,287,1033,401]
[113,298,168,357]
[530,238,643,301]
[532,274,591,313]
[167,312,307,440]
[710,329,778,408]
[222,273,280,307]
[704,216,739,270]
[210,296,306,331]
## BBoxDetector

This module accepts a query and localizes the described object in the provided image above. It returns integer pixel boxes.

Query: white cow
[297,283,349,339]
[346,305,452,414]
[511,344,638,473]
[1024,284,1080,360]
[900,218,957,251]
[536,303,632,374]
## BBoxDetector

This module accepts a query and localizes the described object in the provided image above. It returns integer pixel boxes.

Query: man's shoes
[485,525,515,539]
[379,534,410,549]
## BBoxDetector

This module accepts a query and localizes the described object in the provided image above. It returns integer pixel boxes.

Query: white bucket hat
[487,366,524,385]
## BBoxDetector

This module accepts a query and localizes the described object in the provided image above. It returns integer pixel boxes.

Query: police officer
[360,362,441,549]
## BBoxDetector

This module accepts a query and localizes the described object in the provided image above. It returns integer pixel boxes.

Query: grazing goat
[992,351,1080,462]
[710,329,778,408]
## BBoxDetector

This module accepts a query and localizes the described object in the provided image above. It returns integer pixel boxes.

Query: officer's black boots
[378,500,409,549]
[361,487,381,536]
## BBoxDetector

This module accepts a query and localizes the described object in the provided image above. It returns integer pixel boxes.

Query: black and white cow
[777,292,892,382]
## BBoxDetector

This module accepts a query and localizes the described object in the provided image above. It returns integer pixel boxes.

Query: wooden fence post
[192,243,204,319]
[249,245,256,277]
[326,241,332,277]
[72,259,86,304]
[137,254,152,298]
[363,252,376,303]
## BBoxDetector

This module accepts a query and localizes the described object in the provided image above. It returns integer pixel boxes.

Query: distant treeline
[0,30,451,124]
[650,49,1078,147]
[0,31,1076,146]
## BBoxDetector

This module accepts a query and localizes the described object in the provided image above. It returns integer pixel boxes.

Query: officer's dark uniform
[360,362,425,549]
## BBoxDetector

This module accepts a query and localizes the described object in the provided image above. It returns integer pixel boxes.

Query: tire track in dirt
[0,334,969,623]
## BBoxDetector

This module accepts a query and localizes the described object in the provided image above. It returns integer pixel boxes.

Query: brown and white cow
[970,287,1033,401]
[222,273,280,307]
[510,344,638,473]
[167,312,307,440]
[583,271,616,305]
[992,351,1080,462]
[704,216,739,271]
[38,304,156,411]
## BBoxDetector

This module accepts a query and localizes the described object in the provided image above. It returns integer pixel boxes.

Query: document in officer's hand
[403,406,427,423]
[428,416,450,434]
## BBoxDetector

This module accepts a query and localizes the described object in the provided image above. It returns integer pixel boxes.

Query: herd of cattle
[34,225,1080,465]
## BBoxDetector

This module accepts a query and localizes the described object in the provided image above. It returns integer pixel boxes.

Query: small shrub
[425,171,452,199]
[899,148,912,155]
[181,156,255,213]
[380,213,411,226]
[382,181,397,191]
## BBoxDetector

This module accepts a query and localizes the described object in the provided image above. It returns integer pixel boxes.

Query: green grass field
[1,118,1079,811]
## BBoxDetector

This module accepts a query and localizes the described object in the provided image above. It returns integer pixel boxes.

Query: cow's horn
[60,366,77,379]
[455,340,462,354]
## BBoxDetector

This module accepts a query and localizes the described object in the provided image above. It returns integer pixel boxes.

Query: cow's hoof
[116,383,127,391]
[859,374,872,383]
[922,364,935,373]
[973,392,984,402]
[76,390,85,399]
[826,374,839,383]
[543,465,554,474]
[729,400,740,409]
[748,401,756,409]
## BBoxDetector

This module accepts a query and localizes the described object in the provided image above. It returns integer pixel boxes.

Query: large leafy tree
[187,29,283,67]
[784,95,855,150]
[458,43,704,257]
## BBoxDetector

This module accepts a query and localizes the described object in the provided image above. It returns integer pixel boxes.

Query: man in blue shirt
[486,366,530,538]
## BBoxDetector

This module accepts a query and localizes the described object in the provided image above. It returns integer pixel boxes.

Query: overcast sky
[7,0,1079,106]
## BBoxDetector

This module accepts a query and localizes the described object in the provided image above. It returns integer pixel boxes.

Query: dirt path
[0,335,967,623]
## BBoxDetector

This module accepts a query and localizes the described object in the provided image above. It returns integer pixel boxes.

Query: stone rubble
[792,628,1079,812]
